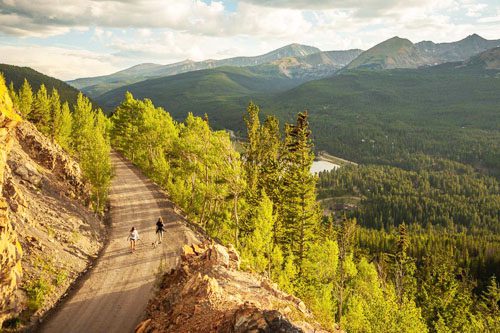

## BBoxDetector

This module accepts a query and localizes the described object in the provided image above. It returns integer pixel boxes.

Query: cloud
[241,0,435,16]
[0,0,228,37]
[0,44,126,80]
[0,0,498,81]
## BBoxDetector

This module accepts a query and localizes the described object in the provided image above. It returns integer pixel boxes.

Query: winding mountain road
[40,152,198,333]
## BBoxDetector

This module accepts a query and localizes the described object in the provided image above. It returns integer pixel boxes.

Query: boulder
[12,162,41,186]
[212,244,230,267]
[227,244,241,270]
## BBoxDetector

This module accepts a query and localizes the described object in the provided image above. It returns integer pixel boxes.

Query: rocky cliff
[136,242,335,333]
[0,75,23,326]
[0,77,105,329]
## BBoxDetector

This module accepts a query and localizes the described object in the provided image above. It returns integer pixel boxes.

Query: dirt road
[40,152,198,333]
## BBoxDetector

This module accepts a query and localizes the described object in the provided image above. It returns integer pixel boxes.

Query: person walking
[127,226,139,252]
[155,217,165,247]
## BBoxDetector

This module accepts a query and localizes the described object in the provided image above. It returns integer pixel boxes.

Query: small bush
[26,278,53,311]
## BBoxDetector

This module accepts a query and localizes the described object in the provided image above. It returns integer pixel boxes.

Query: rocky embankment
[136,242,332,333]
[0,81,104,329]
[0,76,22,326]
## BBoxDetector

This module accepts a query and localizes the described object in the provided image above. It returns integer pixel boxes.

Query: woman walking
[127,226,139,252]
[155,217,165,247]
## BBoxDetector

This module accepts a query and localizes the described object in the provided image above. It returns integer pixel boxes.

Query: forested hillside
[317,157,500,286]
[108,93,500,332]
[95,53,500,176]
[95,66,300,121]
[0,64,82,106]
[5,75,112,213]
[268,62,500,174]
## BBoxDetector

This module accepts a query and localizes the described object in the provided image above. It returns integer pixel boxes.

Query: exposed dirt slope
[137,242,332,333]
[40,152,199,333]
[2,121,104,329]
[0,76,22,326]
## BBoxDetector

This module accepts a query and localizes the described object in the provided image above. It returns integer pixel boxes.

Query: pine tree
[243,102,261,195]
[53,102,72,151]
[259,115,281,208]
[49,88,61,142]
[478,276,500,332]
[335,217,357,323]
[393,223,417,303]
[418,253,479,333]
[18,79,33,117]
[30,84,51,134]
[8,81,18,108]
[280,112,320,272]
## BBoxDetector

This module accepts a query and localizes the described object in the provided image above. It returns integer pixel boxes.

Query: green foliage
[11,79,111,212]
[342,258,428,333]
[49,88,61,141]
[241,191,275,274]
[478,276,500,332]
[105,93,499,332]
[318,159,500,287]
[71,93,112,212]
[280,112,321,271]
[0,63,81,106]
[30,84,51,134]
[53,102,73,151]
[26,277,53,312]
[18,79,33,117]
[111,93,244,244]
[418,253,480,333]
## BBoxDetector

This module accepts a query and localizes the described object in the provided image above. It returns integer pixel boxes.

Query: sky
[0,0,499,80]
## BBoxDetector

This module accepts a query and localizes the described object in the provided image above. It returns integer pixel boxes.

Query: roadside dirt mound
[1,121,104,329]
[137,242,331,333]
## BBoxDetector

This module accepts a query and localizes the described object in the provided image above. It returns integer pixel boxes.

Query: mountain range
[69,34,500,99]
[1,34,499,175]
[69,43,362,97]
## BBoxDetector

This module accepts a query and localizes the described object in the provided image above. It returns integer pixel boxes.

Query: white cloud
[0,44,127,80]
[0,0,498,80]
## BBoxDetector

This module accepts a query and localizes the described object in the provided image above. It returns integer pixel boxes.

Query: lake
[311,160,340,174]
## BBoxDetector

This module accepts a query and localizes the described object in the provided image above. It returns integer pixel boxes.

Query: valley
[1,28,500,333]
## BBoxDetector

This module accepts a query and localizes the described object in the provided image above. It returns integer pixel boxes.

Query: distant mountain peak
[345,36,421,70]
[465,33,485,40]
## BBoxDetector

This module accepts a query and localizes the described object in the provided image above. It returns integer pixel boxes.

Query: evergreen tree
[18,79,33,117]
[478,276,500,332]
[243,102,261,195]
[30,84,51,134]
[259,115,282,209]
[49,88,61,142]
[335,217,357,323]
[418,253,479,333]
[393,223,417,303]
[53,102,72,151]
[280,112,320,272]
[8,81,18,108]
